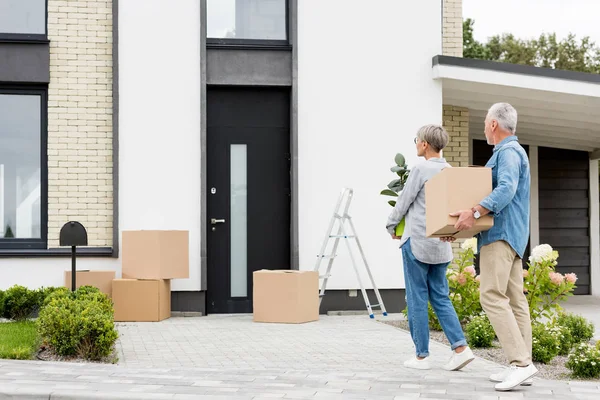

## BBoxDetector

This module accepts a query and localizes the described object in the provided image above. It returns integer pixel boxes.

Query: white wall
[119,0,201,291]
[298,0,443,289]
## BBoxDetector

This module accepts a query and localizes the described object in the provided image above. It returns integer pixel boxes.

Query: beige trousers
[479,240,532,366]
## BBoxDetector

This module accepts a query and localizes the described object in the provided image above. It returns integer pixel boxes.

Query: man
[449,103,536,391]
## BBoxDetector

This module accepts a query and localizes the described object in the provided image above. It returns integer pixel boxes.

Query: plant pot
[395,218,406,236]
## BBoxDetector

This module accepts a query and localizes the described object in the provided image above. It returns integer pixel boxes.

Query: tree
[463,18,600,74]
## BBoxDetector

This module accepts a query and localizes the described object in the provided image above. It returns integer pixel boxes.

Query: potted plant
[381,153,410,236]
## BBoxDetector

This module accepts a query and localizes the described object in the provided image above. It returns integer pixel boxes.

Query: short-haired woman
[386,124,474,371]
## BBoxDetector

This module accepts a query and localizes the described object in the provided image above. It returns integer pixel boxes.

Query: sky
[462,0,600,45]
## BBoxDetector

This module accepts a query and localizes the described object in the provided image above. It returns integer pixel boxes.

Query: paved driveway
[0,314,599,399]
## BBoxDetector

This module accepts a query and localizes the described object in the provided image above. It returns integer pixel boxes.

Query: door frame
[199,0,299,314]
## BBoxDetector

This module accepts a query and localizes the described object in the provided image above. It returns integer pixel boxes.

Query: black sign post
[59,221,88,291]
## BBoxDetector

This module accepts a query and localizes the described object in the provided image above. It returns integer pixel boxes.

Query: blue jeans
[402,239,467,357]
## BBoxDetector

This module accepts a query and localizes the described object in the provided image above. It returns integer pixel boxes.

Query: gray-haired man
[448,103,537,391]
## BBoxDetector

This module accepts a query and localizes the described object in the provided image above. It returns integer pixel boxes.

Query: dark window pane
[0,0,46,35]
[208,0,286,40]
[0,94,42,239]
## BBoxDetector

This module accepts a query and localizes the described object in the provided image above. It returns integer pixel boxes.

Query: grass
[0,321,38,360]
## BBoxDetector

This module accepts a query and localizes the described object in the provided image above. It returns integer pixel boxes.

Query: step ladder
[314,188,388,319]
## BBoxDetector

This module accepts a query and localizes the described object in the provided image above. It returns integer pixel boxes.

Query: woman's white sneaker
[403,357,431,370]
[443,347,475,371]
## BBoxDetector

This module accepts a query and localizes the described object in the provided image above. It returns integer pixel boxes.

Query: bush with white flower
[532,322,561,364]
[566,343,600,378]
[523,244,577,322]
[465,313,495,348]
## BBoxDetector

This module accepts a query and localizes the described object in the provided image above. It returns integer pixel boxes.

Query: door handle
[211,218,226,225]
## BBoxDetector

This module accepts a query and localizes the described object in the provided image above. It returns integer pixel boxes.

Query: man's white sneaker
[443,347,475,371]
[494,364,538,391]
[490,368,533,386]
[403,357,431,370]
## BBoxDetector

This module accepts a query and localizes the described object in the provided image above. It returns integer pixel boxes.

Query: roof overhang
[433,55,600,152]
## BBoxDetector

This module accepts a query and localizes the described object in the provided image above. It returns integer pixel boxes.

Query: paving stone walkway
[0,315,599,399]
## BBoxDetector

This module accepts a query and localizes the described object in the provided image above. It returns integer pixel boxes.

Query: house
[0,0,598,315]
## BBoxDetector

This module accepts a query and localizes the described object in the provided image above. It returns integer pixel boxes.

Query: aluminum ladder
[314,188,388,319]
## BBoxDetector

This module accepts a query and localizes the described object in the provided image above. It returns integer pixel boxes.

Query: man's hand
[451,210,476,231]
[391,234,402,240]
[440,236,456,242]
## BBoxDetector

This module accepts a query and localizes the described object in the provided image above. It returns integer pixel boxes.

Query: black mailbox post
[59,221,88,291]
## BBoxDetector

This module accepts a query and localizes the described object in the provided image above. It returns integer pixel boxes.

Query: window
[207,0,288,45]
[0,89,47,249]
[0,0,47,40]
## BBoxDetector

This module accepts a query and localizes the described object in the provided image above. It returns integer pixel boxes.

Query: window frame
[0,0,48,43]
[0,86,48,250]
[206,0,291,49]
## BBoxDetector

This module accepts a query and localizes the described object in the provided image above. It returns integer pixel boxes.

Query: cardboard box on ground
[64,270,115,297]
[110,230,189,322]
[253,270,319,324]
[425,167,494,239]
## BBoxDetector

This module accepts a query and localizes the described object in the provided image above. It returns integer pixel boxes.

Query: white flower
[529,244,557,264]
[461,238,478,253]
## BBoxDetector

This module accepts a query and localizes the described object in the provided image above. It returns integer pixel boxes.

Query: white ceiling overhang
[432,56,600,152]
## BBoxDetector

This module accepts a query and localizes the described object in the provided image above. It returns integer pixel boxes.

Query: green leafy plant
[445,238,482,324]
[566,343,600,378]
[37,287,117,361]
[0,290,5,318]
[532,322,560,364]
[555,312,595,346]
[548,321,574,356]
[465,314,495,348]
[524,244,577,322]
[4,224,14,238]
[381,153,410,236]
[2,285,38,321]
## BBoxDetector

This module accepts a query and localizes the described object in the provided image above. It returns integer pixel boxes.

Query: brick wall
[442,105,470,257]
[442,0,463,57]
[47,1,113,247]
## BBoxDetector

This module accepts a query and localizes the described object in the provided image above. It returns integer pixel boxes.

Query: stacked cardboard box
[113,230,189,322]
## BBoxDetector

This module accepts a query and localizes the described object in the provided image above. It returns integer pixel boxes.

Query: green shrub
[596,341,600,351]
[547,322,574,356]
[566,343,600,379]
[43,286,70,306]
[2,285,38,320]
[532,322,560,363]
[465,314,495,348]
[37,289,117,360]
[0,290,5,318]
[556,312,595,345]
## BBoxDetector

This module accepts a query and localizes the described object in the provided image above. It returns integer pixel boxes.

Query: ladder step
[319,274,331,279]
[370,304,381,308]
[319,294,326,297]
[317,254,336,259]
[329,235,355,238]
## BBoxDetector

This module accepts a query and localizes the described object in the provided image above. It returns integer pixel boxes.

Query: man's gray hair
[416,124,449,152]
[487,102,518,134]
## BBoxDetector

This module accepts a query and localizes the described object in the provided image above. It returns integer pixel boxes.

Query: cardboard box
[64,270,116,297]
[253,270,319,324]
[425,167,494,239]
[122,230,189,280]
[112,279,171,322]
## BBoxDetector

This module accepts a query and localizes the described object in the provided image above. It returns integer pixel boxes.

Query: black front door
[206,86,291,314]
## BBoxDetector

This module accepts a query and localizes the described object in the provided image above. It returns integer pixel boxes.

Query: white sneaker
[490,368,533,386]
[494,364,538,391]
[403,357,431,370]
[443,347,475,371]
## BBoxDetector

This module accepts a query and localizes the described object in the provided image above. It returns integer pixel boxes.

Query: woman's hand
[391,234,402,240]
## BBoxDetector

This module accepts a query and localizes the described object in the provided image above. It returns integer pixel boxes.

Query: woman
[386,124,474,371]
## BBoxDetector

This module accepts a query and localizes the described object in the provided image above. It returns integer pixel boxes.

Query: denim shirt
[477,136,530,258]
